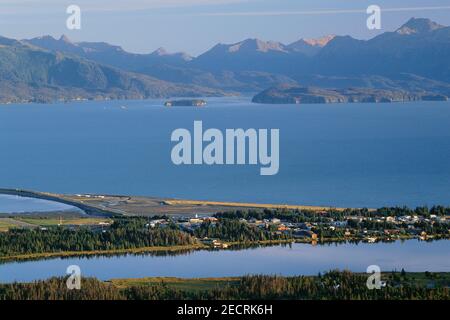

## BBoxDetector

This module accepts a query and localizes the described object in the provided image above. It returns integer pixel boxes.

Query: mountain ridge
[0,37,226,104]
[1,17,449,103]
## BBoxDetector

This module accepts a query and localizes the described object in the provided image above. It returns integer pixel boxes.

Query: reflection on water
[0,240,448,283]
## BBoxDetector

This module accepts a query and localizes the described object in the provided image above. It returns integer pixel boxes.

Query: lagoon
[0,194,80,214]
[0,240,448,283]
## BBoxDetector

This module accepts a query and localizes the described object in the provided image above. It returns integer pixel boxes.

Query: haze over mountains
[0,17,449,103]
[0,36,223,103]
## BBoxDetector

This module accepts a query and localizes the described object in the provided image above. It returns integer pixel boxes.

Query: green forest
[0,205,448,259]
[215,205,450,222]
[0,217,196,257]
[194,219,291,242]
[1,271,448,300]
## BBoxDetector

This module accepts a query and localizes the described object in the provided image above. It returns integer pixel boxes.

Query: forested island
[252,84,449,105]
[164,99,207,107]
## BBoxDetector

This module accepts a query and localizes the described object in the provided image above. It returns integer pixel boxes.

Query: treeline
[194,219,291,242]
[0,217,197,257]
[215,205,450,222]
[216,209,307,222]
[1,271,448,300]
[346,219,449,234]
[0,277,123,300]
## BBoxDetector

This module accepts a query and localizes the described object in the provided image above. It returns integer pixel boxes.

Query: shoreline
[1,236,448,263]
[0,188,358,217]
[0,244,207,263]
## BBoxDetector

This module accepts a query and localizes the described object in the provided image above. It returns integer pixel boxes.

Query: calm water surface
[0,240,448,283]
[0,194,80,214]
[0,97,449,208]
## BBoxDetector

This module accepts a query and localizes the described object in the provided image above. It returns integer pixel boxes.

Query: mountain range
[0,17,449,103]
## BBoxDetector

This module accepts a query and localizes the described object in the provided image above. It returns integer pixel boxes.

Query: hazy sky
[1,0,450,56]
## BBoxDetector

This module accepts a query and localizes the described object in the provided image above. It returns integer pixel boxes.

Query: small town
[141,209,450,247]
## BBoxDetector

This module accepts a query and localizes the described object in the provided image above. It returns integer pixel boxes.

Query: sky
[1,0,450,56]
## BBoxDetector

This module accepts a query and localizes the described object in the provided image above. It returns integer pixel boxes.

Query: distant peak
[287,35,335,56]
[301,35,336,47]
[396,18,444,35]
[59,34,72,43]
[152,47,169,56]
[228,38,286,53]
[33,35,57,41]
[150,47,192,61]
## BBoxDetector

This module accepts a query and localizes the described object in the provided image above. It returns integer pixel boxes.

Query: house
[365,237,377,243]
[147,219,167,228]
[438,216,448,223]
[348,216,363,223]
[419,231,428,240]
[201,238,217,245]
[271,218,281,224]
[332,221,347,227]
[277,224,290,231]
[384,229,401,235]
[294,222,312,230]
[189,218,203,224]
[201,238,228,249]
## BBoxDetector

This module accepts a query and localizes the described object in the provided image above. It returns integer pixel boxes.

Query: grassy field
[110,277,240,292]
[0,216,111,232]
[14,217,112,227]
[0,220,16,232]
[383,272,450,287]
[163,199,350,212]
[109,272,450,293]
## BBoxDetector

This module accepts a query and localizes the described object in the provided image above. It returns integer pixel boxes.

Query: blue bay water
[0,97,450,208]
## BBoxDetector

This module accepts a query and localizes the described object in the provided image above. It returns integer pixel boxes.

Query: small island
[252,84,449,105]
[164,99,207,107]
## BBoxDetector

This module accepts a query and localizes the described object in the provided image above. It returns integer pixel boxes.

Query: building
[293,230,318,240]
[271,218,281,224]
[189,218,203,224]
[277,224,290,231]
[201,238,229,249]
